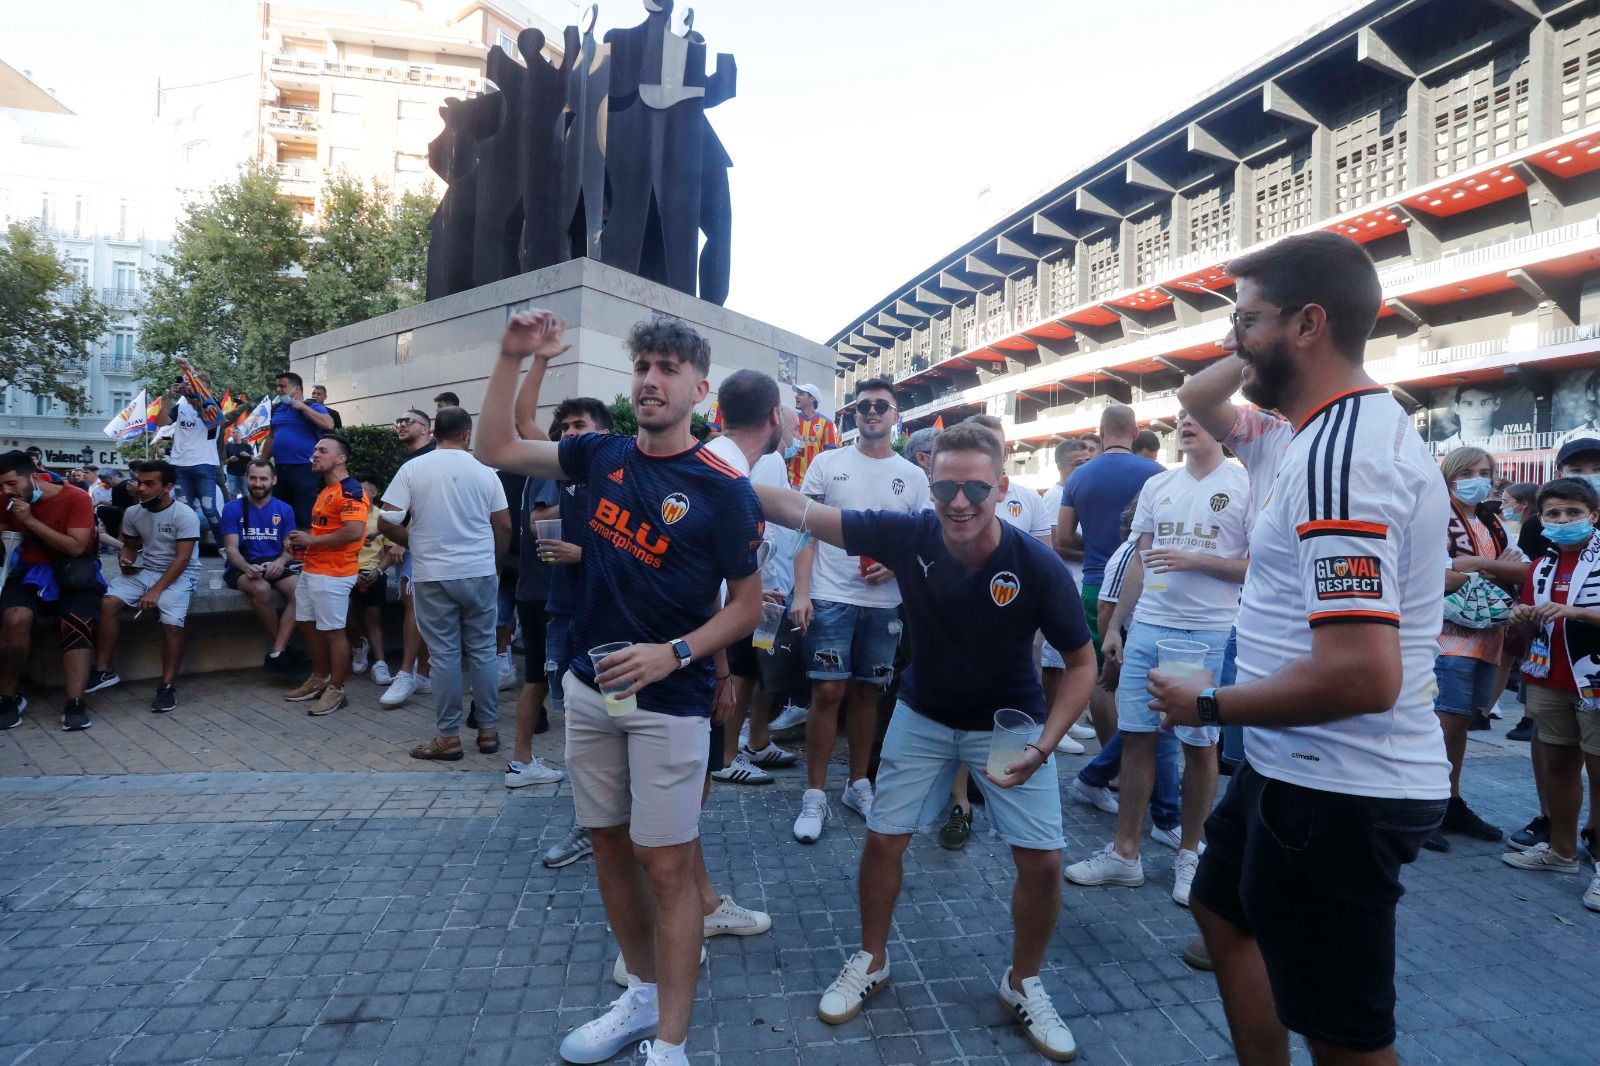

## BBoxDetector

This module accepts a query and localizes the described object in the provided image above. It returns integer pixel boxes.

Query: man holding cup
[1065,409,1250,906]
[476,311,765,1066]
[751,421,1096,1062]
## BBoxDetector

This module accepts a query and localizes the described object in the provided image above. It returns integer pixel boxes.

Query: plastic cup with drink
[588,641,637,716]
[1154,639,1210,727]
[752,601,785,652]
[858,555,876,580]
[535,519,561,563]
[987,708,1042,781]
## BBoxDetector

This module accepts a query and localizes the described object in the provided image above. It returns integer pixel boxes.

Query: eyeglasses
[929,479,995,505]
[854,399,896,417]
[1229,304,1304,333]
[393,417,422,428]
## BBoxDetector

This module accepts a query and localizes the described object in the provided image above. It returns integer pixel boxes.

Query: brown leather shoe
[410,736,464,761]
[1181,937,1213,972]
[477,730,500,754]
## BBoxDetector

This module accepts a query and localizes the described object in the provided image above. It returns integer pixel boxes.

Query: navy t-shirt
[558,434,764,716]
[545,480,589,617]
[219,496,296,571]
[843,510,1091,731]
[516,476,561,602]
[269,399,331,465]
[1063,451,1165,584]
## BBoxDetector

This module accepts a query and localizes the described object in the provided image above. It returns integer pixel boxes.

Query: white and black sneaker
[710,753,774,785]
[150,684,177,714]
[741,741,798,768]
[0,694,25,730]
[544,826,594,869]
[818,951,890,1024]
[85,670,120,695]
[997,966,1077,1061]
[61,699,90,732]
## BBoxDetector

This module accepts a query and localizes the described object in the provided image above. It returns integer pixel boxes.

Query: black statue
[423,1,737,305]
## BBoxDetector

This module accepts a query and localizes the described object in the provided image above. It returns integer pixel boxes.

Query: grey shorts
[562,672,710,847]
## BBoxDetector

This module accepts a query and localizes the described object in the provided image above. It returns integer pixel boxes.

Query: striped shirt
[786,413,838,488]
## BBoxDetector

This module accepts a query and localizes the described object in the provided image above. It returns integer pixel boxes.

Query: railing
[1416,338,1507,367]
[1169,242,1239,276]
[1378,215,1600,288]
[1429,431,1562,457]
[270,52,483,93]
[100,354,135,375]
[1540,322,1600,347]
[98,288,141,310]
[273,161,316,183]
[264,106,319,131]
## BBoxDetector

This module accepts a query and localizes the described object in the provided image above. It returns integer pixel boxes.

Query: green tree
[0,222,112,416]
[302,170,433,334]
[605,394,707,439]
[138,164,310,398]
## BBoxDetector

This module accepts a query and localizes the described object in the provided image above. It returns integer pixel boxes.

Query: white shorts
[1040,640,1065,670]
[294,572,357,631]
[105,570,197,627]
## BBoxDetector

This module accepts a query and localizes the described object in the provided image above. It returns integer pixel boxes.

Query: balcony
[98,288,142,311]
[269,52,482,94]
[273,161,318,187]
[1415,338,1509,368]
[100,354,135,375]
[1377,216,1600,289]
[264,106,319,133]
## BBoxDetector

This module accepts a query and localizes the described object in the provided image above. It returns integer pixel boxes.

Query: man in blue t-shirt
[752,422,1097,1063]
[219,457,300,671]
[261,370,334,529]
[477,310,766,1066]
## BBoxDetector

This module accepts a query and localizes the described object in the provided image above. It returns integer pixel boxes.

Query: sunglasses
[929,479,994,505]
[854,399,896,416]
[393,417,422,428]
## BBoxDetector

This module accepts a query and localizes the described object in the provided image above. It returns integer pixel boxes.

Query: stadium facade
[827,0,1600,488]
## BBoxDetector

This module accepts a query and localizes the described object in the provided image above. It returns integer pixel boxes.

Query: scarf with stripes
[1524,530,1600,708]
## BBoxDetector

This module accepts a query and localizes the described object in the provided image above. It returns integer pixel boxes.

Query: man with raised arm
[751,422,1097,1063]
[476,310,765,1066]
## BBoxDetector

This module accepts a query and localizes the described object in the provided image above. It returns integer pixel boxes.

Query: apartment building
[828,0,1600,489]
[255,0,561,219]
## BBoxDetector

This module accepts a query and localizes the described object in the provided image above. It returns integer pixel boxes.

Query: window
[395,152,425,173]
[1559,14,1600,134]
[33,396,53,417]
[1331,87,1409,213]
[72,194,90,236]
[117,198,135,239]
[328,146,361,170]
[1428,44,1530,177]
[1084,234,1121,301]
[113,261,137,292]
[1253,144,1314,240]
[112,330,137,358]
[1048,255,1076,314]
[497,30,519,59]
[330,93,362,114]
[39,192,54,230]
[1186,178,1235,255]
[1131,207,1172,285]
[110,389,132,413]
[397,99,429,120]
[68,257,90,286]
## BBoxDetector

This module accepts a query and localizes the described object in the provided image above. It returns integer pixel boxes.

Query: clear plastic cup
[987,708,1041,780]
[752,601,785,652]
[535,519,562,541]
[588,641,636,716]
[1156,639,1209,678]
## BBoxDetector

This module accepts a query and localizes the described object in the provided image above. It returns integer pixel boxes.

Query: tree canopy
[0,222,112,417]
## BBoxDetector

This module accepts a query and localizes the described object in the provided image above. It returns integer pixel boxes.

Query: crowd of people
[0,229,1596,1066]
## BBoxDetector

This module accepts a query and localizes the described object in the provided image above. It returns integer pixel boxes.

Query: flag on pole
[144,395,163,434]
[234,396,274,444]
[102,389,148,443]
[932,415,945,431]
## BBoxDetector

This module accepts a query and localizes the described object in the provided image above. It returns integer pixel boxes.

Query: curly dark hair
[626,317,711,376]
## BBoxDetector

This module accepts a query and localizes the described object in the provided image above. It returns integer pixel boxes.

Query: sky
[6,0,1359,343]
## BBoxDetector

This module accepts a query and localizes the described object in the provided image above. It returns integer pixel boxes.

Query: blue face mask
[1503,508,1521,524]
[1582,474,1600,497]
[1544,518,1596,547]
[783,438,802,460]
[1452,477,1491,506]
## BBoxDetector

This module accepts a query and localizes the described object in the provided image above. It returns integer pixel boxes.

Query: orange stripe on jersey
[695,449,744,479]
[1296,519,1387,540]
[1308,609,1400,626]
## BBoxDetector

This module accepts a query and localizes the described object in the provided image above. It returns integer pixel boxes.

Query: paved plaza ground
[0,669,1596,1065]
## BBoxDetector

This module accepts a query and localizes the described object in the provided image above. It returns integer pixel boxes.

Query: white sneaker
[1502,843,1581,874]
[1067,778,1119,815]
[768,703,808,734]
[637,1039,689,1066]
[709,753,774,785]
[506,758,565,788]
[1584,871,1600,913]
[997,967,1077,1062]
[741,741,799,768]
[1054,735,1085,755]
[738,719,751,747]
[350,638,370,675]
[558,984,659,1064]
[704,894,772,937]
[1068,721,1097,741]
[817,950,890,1024]
[1173,848,1200,907]
[1149,824,1181,851]
[841,778,874,821]
[380,671,418,708]
[794,788,830,843]
[370,660,393,686]
[414,674,432,694]
[498,650,516,690]
[1064,843,1145,887]
[612,945,707,988]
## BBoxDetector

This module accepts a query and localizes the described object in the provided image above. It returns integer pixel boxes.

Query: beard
[1238,335,1295,411]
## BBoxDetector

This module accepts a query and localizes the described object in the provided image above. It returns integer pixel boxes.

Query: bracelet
[799,498,812,534]
[1024,742,1049,759]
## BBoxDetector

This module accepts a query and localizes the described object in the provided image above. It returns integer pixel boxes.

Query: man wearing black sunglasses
[751,421,1095,1061]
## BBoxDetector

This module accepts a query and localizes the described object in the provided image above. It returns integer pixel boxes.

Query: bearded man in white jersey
[1150,231,1449,1066]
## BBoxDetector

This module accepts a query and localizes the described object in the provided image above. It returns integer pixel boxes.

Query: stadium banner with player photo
[1423,379,1535,451]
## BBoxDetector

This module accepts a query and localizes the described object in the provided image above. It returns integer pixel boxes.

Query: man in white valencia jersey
[1150,231,1449,1065]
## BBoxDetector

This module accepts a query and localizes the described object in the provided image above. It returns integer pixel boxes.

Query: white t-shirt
[1129,461,1250,630]
[1041,481,1082,588]
[381,448,509,582]
[168,397,216,469]
[1099,537,1137,605]
[1230,389,1451,800]
[751,451,798,595]
[801,446,929,608]
[999,481,1053,541]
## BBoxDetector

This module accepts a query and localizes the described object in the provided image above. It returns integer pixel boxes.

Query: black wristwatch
[1197,687,1222,725]
[670,638,693,670]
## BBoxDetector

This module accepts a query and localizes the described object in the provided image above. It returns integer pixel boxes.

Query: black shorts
[756,617,805,697]
[1191,763,1444,1053]
[349,571,388,611]
[223,565,300,591]
[708,721,725,775]
[725,633,759,680]
[516,600,548,685]
[0,569,101,631]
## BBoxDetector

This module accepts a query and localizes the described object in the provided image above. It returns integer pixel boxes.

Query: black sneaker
[61,699,91,732]
[1422,831,1451,853]
[85,670,120,694]
[0,695,25,730]
[151,684,177,714]
[1582,827,1598,864]
[263,651,297,676]
[1467,713,1492,732]
[1509,815,1551,852]
[1506,717,1534,742]
[1443,796,1503,842]
[938,804,971,851]
[466,700,480,730]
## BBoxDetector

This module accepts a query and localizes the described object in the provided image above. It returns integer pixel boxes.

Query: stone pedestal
[289,257,837,429]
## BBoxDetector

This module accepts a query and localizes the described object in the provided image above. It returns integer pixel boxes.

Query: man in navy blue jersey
[477,310,764,1066]
[753,422,1098,1063]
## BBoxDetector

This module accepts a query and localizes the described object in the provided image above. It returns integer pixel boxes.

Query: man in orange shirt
[787,383,839,488]
[283,434,368,716]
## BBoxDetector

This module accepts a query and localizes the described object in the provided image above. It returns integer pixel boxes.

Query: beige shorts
[1524,683,1600,756]
[562,672,710,847]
